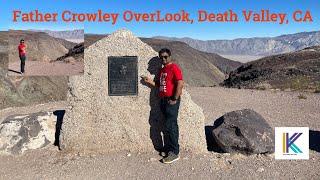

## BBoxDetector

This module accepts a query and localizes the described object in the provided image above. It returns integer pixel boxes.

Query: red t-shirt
[18,44,26,56]
[158,63,183,97]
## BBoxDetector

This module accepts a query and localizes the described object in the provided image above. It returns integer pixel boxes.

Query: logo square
[275,127,309,160]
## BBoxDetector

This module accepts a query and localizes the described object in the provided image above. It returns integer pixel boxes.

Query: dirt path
[0,87,319,179]
[8,61,84,76]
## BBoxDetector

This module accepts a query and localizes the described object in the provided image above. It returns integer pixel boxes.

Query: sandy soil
[0,87,319,179]
[8,61,84,76]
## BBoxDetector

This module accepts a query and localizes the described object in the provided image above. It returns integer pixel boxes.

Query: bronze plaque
[108,56,138,96]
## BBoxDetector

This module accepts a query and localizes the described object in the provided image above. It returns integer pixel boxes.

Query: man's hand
[142,76,152,84]
[168,99,177,105]
[142,75,156,87]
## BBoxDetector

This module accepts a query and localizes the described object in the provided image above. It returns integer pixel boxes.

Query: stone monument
[60,29,206,154]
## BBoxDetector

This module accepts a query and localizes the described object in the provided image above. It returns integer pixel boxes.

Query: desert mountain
[85,34,242,86]
[223,46,320,92]
[84,34,106,48]
[0,31,68,110]
[30,29,84,43]
[141,38,241,86]
[9,30,76,62]
[155,31,320,58]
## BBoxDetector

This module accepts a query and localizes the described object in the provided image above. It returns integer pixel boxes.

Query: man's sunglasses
[159,55,169,59]
[20,41,24,43]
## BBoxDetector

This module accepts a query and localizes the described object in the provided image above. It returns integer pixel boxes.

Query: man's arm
[168,80,183,105]
[143,76,159,88]
[168,64,183,104]
[22,45,26,52]
[173,80,184,100]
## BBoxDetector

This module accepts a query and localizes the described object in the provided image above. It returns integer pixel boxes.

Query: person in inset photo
[18,39,27,75]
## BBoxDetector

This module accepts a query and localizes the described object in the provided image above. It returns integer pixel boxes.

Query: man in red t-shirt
[143,48,184,164]
[18,39,27,74]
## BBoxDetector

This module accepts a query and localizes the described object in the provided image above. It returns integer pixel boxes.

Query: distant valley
[29,29,84,43]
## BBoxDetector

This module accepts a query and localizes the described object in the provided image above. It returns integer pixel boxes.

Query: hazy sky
[1,0,319,40]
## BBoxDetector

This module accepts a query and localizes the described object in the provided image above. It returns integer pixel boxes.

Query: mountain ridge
[154,31,320,58]
[29,29,84,43]
[85,34,242,87]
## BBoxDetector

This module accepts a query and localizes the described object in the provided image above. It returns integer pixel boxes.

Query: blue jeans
[160,97,181,155]
[19,55,26,73]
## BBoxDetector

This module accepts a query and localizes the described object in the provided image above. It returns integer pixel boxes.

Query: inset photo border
[8,28,84,76]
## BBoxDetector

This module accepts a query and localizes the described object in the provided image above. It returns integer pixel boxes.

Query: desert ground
[0,87,319,179]
[8,61,84,76]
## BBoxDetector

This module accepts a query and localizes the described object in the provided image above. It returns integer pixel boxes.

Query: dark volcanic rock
[222,46,320,91]
[54,42,84,62]
[223,64,272,88]
[211,109,274,155]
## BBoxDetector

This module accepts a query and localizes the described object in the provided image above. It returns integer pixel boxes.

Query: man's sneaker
[160,151,167,157]
[162,151,180,164]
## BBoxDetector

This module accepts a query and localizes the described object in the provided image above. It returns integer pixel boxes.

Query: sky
[1,0,319,40]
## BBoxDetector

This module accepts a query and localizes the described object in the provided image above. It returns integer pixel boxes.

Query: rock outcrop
[53,42,84,63]
[0,112,56,155]
[60,29,207,154]
[222,46,320,92]
[211,109,274,155]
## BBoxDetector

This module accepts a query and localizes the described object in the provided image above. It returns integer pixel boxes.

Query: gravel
[0,87,319,179]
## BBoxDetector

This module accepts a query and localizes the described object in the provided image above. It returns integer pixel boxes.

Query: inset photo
[8,28,84,76]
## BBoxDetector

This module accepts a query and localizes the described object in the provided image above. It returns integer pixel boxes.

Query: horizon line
[7,28,320,41]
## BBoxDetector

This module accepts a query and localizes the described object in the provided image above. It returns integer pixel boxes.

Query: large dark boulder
[211,109,274,154]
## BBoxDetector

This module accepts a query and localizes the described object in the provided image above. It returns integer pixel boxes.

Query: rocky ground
[8,61,84,76]
[0,87,319,179]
